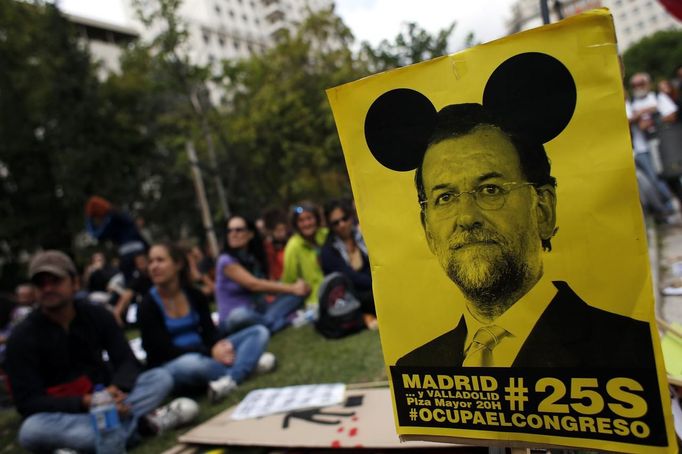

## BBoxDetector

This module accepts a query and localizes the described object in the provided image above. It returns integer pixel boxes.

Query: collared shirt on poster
[461,276,557,367]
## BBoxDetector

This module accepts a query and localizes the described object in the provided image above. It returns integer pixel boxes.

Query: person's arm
[223,261,308,296]
[93,304,141,392]
[658,92,678,123]
[112,289,134,326]
[320,244,372,290]
[281,240,299,284]
[186,288,218,354]
[5,327,84,416]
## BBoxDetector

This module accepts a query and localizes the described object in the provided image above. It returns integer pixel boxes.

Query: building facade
[124,0,334,68]
[506,0,680,51]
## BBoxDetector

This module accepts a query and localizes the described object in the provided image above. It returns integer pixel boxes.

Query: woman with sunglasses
[321,199,377,329]
[139,241,273,403]
[216,215,310,335]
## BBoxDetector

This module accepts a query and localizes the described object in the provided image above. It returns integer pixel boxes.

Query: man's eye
[479,184,503,196]
[434,192,454,206]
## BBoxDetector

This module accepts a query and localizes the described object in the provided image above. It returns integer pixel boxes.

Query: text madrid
[413,409,650,438]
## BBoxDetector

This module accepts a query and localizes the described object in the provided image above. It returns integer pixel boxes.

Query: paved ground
[653,222,682,325]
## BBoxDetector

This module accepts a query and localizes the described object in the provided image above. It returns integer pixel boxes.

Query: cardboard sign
[326,9,675,453]
[179,388,455,449]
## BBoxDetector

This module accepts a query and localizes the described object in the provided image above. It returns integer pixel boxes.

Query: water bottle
[90,384,126,454]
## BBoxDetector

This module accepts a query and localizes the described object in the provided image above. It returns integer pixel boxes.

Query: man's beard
[441,228,530,319]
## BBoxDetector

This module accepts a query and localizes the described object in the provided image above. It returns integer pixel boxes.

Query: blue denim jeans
[18,367,173,453]
[162,324,269,388]
[221,294,303,335]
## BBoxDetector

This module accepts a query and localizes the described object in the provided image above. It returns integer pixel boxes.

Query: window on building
[650,14,658,23]
[203,33,210,43]
[215,5,221,13]
[242,14,248,21]
[233,41,240,50]
[624,26,631,34]
[219,37,225,47]
[637,20,644,27]
[229,10,235,18]
[255,18,260,25]
[615,0,622,4]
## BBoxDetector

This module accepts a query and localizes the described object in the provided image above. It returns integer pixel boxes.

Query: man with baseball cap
[5,250,197,452]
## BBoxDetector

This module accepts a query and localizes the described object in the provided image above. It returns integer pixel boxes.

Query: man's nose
[454,192,484,230]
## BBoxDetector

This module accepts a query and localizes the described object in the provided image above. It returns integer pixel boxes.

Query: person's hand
[106,385,130,418]
[291,279,310,297]
[211,340,235,365]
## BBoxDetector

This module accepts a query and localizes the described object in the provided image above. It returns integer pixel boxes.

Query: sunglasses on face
[330,215,350,228]
[227,227,248,234]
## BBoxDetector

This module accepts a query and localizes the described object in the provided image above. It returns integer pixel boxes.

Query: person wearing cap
[4,250,197,452]
[281,203,328,309]
[85,195,149,284]
[395,105,655,369]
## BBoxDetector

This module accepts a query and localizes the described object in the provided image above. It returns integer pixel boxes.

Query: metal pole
[540,0,550,24]
[186,141,220,258]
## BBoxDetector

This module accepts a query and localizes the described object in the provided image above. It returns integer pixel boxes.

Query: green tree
[216,8,363,212]
[623,29,682,82]
[0,1,155,282]
[359,21,460,73]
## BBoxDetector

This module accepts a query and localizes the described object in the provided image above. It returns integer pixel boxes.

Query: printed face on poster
[327,9,675,453]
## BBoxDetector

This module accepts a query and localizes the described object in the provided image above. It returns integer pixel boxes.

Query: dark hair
[151,241,191,288]
[262,207,288,231]
[322,199,355,245]
[223,215,268,277]
[290,202,321,234]
[414,103,557,251]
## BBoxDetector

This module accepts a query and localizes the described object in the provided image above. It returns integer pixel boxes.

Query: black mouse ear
[482,52,576,144]
[364,88,437,172]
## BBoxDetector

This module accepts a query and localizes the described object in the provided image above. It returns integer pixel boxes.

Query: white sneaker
[145,397,199,434]
[255,352,277,374]
[208,376,237,403]
[663,286,682,296]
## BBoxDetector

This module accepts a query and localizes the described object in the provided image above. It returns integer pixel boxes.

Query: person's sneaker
[255,352,277,374]
[145,397,199,434]
[208,376,237,403]
[663,286,682,296]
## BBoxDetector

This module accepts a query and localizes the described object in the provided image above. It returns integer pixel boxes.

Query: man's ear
[535,185,557,241]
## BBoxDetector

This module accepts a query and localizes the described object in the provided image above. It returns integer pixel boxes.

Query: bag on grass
[315,272,365,339]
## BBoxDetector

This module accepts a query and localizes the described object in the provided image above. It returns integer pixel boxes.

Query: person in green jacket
[281,203,328,309]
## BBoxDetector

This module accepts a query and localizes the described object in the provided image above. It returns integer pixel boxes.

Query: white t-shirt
[626,91,678,153]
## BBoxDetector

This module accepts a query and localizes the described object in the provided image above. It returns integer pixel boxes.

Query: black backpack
[315,272,365,339]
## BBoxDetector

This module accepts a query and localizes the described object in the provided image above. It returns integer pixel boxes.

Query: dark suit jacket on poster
[396,281,655,369]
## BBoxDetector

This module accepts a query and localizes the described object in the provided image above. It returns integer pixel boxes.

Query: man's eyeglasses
[227,227,248,234]
[419,182,536,218]
[329,215,350,228]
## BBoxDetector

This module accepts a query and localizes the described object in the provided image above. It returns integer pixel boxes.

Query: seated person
[216,215,309,334]
[281,203,328,309]
[187,245,215,298]
[5,250,194,453]
[262,208,290,281]
[139,242,276,403]
[321,199,377,328]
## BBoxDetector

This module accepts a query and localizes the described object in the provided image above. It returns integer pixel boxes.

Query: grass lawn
[0,324,386,453]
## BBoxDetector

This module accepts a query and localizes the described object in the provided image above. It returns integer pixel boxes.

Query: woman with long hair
[215,215,309,334]
[281,203,328,309]
[139,241,273,403]
[321,199,377,328]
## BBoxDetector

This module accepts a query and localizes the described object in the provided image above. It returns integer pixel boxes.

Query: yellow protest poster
[326,9,675,453]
